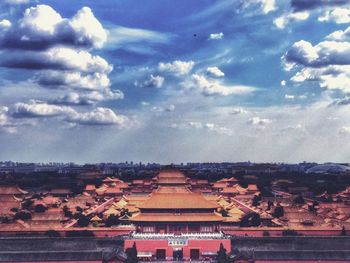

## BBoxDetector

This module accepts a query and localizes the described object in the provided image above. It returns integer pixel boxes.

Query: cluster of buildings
[1,166,350,261]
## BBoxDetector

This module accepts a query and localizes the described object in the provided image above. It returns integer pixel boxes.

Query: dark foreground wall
[231,236,350,261]
[0,237,126,262]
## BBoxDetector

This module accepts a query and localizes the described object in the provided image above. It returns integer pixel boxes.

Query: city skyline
[0,0,350,163]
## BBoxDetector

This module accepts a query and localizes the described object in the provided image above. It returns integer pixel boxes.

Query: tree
[34,204,47,213]
[105,215,119,227]
[21,199,33,210]
[221,209,229,217]
[63,206,73,218]
[282,229,298,236]
[252,195,260,207]
[293,194,305,204]
[76,214,90,227]
[267,200,274,211]
[126,242,138,263]
[272,205,284,218]
[217,243,228,263]
[14,211,32,220]
[341,226,347,236]
[45,230,61,237]
[240,212,261,227]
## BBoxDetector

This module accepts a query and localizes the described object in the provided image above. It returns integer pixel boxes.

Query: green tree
[293,194,305,204]
[240,212,261,227]
[76,214,90,227]
[34,204,47,213]
[126,242,138,263]
[105,215,119,227]
[217,243,228,263]
[341,226,347,236]
[14,211,32,220]
[282,229,298,236]
[252,195,260,207]
[272,205,284,218]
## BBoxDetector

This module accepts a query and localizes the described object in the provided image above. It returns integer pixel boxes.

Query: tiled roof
[138,187,219,209]
[130,212,223,222]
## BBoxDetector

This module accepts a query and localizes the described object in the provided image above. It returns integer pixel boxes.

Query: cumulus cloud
[134,74,164,88]
[9,101,74,118]
[67,107,127,126]
[8,101,127,126]
[206,66,225,77]
[327,25,350,41]
[51,90,124,106]
[1,5,107,50]
[36,70,111,90]
[209,32,224,40]
[319,8,350,23]
[158,60,194,76]
[283,37,350,92]
[0,20,11,30]
[1,47,112,72]
[0,4,127,128]
[184,74,256,96]
[274,12,309,29]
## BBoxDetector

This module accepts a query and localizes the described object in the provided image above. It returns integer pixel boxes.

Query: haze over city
[0,0,350,163]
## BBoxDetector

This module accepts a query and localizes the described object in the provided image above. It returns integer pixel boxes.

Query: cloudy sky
[0,0,350,163]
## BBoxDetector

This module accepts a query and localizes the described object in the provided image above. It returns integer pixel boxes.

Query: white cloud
[51,90,123,105]
[205,123,215,129]
[3,5,107,49]
[274,12,309,29]
[318,8,350,24]
[285,94,295,100]
[231,107,248,115]
[8,101,127,126]
[284,40,350,68]
[1,47,112,73]
[158,60,194,76]
[134,74,164,88]
[283,37,350,92]
[166,104,175,112]
[185,74,256,96]
[327,25,350,41]
[340,126,350,134]
[240,0,277,14]
[248,116,271,126]
[188,121,203,129]
[209,32,224,40]
[10,101,74,118]
[67,107,127,126]
[281,80,286,86]
[36,70,111,90]
[206,66,225,77]
[0,20,11,30]
[107,26,172,46]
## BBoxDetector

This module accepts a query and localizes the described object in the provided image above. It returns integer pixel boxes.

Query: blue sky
[0,0,350,163]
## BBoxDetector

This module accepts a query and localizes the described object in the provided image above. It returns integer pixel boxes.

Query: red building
[125,169,231,261]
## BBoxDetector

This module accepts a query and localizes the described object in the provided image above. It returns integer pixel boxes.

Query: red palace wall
[125,238,231,260]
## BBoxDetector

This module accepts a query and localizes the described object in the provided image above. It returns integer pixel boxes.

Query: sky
[0,0,350,164]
